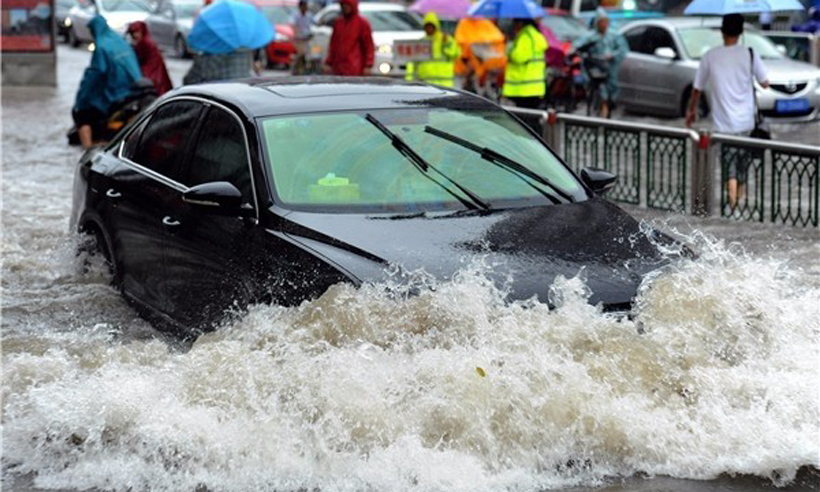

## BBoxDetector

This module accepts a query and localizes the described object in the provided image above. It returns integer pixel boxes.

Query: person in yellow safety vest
[502,18,547,109]
[405,12,460,87]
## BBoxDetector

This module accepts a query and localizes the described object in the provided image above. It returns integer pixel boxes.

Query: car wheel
[69,26,80,48]
[79,226,122,289]
[681,86,710,119]
[174,35,190,59]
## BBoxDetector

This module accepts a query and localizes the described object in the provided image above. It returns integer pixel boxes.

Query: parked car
[67,0,151,46]
[312,2,424,76]
[70,77,675,336]
[544,0,665,29]
[144,0,200,58]
[56,0,78,42]
[256,0,300,67]
[618,17,820,121]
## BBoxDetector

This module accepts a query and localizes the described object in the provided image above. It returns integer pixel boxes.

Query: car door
[621,25,682,114]
[160,104,267,330]
[113,99,205,315]
[146,0,175,48]
[619,25,648,108]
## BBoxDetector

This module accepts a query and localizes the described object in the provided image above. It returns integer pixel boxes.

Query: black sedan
[71,77,672,336]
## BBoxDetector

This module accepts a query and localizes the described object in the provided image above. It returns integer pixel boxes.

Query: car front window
[679,27,784,60]
[362,11,423,31]
[261,5,298,24]
[261,108,585,213]
[101,0,150,12]
[173,1,200,18]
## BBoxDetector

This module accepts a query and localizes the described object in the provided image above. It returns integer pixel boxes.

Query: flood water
[2,47,819,492]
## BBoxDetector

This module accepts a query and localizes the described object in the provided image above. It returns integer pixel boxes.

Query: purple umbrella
[409,0,472,19]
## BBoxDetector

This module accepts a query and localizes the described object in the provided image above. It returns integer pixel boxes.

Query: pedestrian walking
[291,0,314,75]
[405,12,460,87]
[685,14,770,213]
[325,0,374,76]
[572,9,627,118]
[127,21,173,96]
[72,15,141,149]
[502,18,547,109]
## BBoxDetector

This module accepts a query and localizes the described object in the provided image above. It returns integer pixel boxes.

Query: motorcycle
[67,78,158,146]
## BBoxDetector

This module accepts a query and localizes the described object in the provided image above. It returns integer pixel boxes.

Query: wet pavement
[1,45,819,492]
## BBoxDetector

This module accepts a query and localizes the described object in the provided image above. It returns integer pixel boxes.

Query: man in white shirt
[291,0,314,75]
[685,14,770,212]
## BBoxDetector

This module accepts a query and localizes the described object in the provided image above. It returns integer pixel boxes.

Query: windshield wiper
[364,114,490,211]
[423,125,575,204]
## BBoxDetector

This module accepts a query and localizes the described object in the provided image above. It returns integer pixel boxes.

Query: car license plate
[775,98,810,114]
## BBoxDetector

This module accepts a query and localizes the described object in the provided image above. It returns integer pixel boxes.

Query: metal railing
[503,106,820,228]
[710,134,820,227]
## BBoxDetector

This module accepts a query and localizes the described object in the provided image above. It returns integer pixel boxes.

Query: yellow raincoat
[406,12,460,87]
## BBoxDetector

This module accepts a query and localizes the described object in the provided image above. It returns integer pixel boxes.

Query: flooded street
[2,46,819,492]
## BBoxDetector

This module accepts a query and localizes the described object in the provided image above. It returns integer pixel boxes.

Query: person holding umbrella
[405,12,461,87]
[468,0,548,108]
[183,0,275,84]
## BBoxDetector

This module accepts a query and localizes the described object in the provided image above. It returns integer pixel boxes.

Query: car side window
[122,115,152,160]
[624,26,647,53]
[185,107,253,205]
[320,11,339,26]
[558,0,572,10]
[131,101,203,183]
[643,27,677,56]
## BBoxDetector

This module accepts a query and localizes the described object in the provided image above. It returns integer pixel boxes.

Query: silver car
[312,2,424,77]
[144,0,200,58]
[67,0,151,46]
[617,17,820,122]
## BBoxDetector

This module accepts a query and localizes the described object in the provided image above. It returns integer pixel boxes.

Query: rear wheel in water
[79,227,122,290]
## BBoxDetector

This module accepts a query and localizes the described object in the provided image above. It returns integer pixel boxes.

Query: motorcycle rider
[405,12,460,87]
[72,15,142,149]
[572,9,627,118]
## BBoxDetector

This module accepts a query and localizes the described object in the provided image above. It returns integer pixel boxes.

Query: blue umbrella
[188,0,275,54]
[468,0,546,19]
[684,0,804,15]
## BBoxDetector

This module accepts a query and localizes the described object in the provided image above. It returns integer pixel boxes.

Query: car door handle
[106,189,122,199]
[162,216,181,227]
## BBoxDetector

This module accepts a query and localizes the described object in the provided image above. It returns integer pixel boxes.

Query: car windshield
[543,15,589,41]
[361,10,423,31]
[173,1,200,18]
[679,27,784,60]
[101,0,149,11]
[261,4,298,24]
[261,108,585,213]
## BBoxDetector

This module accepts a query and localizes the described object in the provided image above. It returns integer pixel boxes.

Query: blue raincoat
[573,29,628,101]
[74,15,142,114]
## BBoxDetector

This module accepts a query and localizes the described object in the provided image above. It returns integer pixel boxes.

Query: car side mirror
[653,47,677,60]
[182,181,250,215]
[775,44,787,55]
[581,167,617,195]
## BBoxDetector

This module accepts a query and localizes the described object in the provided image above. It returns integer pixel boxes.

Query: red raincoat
[325,0,374,76]
[128,21,173,95]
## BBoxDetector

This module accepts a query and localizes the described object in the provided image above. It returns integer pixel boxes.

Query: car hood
[372,30,425,46]
[103,11,149,33]
[275,198,671,309]
[762,58,820,82]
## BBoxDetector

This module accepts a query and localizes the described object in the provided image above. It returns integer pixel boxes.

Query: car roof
[321,2,408,12]
[167,77,499,119]
[620,16,722,30]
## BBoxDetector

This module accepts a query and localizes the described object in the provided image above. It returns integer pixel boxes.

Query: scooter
[67,78,158,146]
